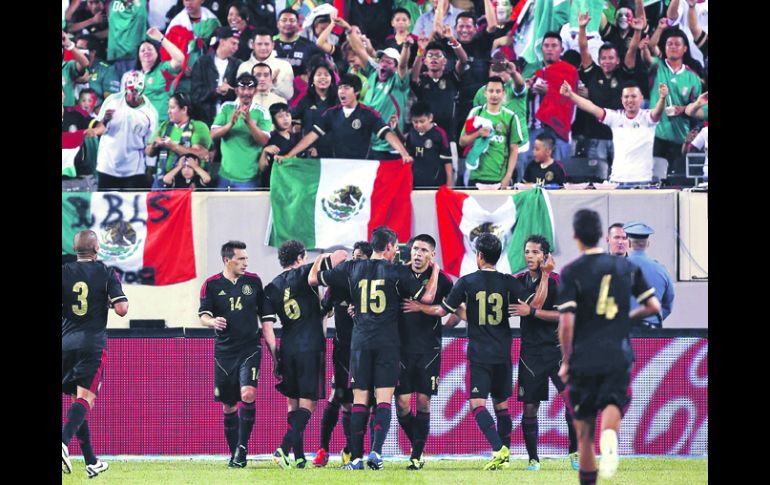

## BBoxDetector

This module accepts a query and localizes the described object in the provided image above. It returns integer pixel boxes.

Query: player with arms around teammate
[62,230,128,478]
[198,241,279,468]
[404,233,548,470]
[510,235,579,471]
[308,226,439,470]
[394,234,454,470]
[265,240,347,469]
[556,209,661,484]
[313,241,373,467]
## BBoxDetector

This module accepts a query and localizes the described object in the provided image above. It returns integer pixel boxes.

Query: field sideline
[62,456,708,484]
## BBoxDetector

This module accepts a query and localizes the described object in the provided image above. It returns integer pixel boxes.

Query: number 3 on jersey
[596,274,618,320]
[358,279,386,314]
[72,281,89,316]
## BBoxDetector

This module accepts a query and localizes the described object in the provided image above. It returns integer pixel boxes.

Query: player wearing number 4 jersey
[404,233,549,471]
[199,241,278,468]
[62,230,128,478]
[556,209,660,485]
[309,226,439,471]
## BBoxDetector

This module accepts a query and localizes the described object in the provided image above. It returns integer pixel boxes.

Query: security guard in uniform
[624,222,675,328]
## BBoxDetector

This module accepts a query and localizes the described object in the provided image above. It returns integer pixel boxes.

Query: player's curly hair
[278,240,306,268]
[353,240,373,258]
[524,234,551,255]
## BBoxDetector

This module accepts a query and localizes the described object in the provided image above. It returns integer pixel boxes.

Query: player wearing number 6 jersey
[198,241,278,468]
[309,226,439,471]
[555,209,660,484]
[62,230,128,478]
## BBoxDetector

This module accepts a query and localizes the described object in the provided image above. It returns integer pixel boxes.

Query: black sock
[397,410,416,445]
[579,469,598,485]
[372,402,392,454]
[320,401,340,450]
[368,410,375,452]
[224,411,239,455]
[472,407,502,451]
[350,404,369,460]
[522,416,539,461]
[411,411,430,459]
[237,401,256,449]
[280,411,296,455]
[62,398,89,444]
[289,408,312,458]
[495,409,512,448]
[75,420,97,466]
[565,409,578,454]
[341,409,351,453]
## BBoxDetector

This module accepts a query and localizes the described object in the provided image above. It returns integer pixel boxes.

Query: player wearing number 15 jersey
[556,209,660,484]
[199,241,278,468]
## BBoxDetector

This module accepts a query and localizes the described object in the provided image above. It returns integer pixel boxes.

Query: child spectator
[398,101,453,188]
[259,103,302,188]
[522,133,567,186]
[162,153,212,188]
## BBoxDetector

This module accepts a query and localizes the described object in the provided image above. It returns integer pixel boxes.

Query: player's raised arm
[308,250,348,286]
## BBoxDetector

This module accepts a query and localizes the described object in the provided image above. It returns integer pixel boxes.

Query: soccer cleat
[86,459,109,478]
[366,451,384,470]
[295,457,307,469]
[569,451,579,471]
[340,448,352,466]
[526,458,541,471]
[229,445,248,468]
[62,442,72,474]
[312,448,329,467]
[482,445,510,470]
[406,458,424,470]
[341,458,364,470]
[599,429,619,479]
[273,448,292,470]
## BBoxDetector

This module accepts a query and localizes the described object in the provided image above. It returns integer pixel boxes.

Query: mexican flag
[62,130,86,177]
[62,190,196,285]
[520,0,571,78]
[436,185,554,277]
[267,158,413,250]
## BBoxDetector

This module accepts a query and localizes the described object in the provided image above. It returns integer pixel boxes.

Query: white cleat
[62,442,72,474]
[599,429,619,479]
[86,459,109,478]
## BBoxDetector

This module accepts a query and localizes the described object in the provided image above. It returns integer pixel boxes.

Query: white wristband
[65,43,75,51]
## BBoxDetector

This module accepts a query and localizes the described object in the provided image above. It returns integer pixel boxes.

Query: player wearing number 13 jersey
[198,241,277,468]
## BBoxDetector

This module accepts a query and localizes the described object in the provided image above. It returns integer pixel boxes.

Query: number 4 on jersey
[596,275,618,320]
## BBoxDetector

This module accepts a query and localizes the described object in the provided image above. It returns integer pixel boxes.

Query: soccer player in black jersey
[264,240,347,469]
[394,234,453,470]
[403,233,549,470]
[556,210,661,484]
[198,241,279,468]
[62,230,128,478]
[309,226,439,471]
[510,235,578,472]
[313,241,372,467]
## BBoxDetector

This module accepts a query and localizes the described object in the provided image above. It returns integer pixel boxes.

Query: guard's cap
[623,221,654,239]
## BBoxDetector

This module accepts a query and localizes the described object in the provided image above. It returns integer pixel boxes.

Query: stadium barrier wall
[92,190,707,329]
[62,332,707,457]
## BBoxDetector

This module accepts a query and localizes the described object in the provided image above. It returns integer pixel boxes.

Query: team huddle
[62,209,661,483]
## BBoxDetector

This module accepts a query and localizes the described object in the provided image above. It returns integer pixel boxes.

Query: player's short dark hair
[608,222,625,234]
[573,210,603,247]
[338,73,362,94]
[410,101,432,118]
[535,133,555,152]
[269,102,290,124]
[252,62,273,75]
[599,42,619,58]
[278,240,306,268]
[412,234,436,250]
[487,76,505,88]
[371,226,398,252]
[353,240,373,258]
[392,7,411,20]
[254,27,274,39]
[278,8,299,20]
[221,240,247,261]
[525,234,551,255]
[542,31,562,44]
[475,233,502,265]
[456,11,476,24]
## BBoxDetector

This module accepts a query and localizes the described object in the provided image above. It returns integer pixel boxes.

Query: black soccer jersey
[318,259,425,350]
[322,285,354,346]
[523,161,567,186]
[411,71,461,136]
[555,249,655,374]
[291,94,337,157]
[312,103,389,159]
[198,272,276,355]
[274,36,325,77]
[515,271,560,353]
[441,269,528,364]
[399,266,453,354]
[264,264,325,355]
[62,261,127,352]
[405,124,452,188]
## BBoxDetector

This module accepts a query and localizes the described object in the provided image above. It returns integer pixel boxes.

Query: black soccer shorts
[517,348,566,403]
[62,348,107,396]
[276,350,327,401]
[331,340,353,403]
[214,346,261,406]
[350,346,400,390]
[468,360,513,401]
[565,363,633,421]
[396,351,441,396]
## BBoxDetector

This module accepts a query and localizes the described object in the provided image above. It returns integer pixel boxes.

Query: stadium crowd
[61,0,708,192]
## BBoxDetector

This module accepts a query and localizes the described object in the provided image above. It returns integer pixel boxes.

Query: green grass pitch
[63,457,707,484]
